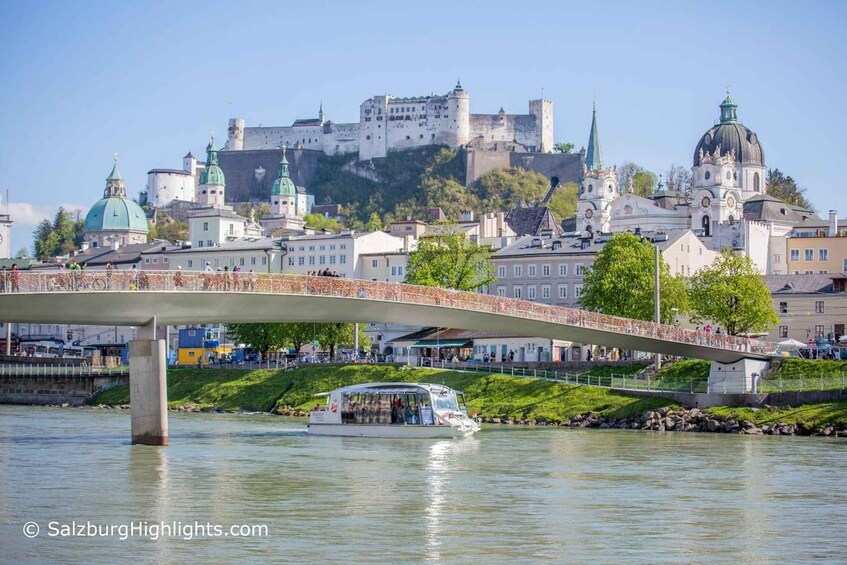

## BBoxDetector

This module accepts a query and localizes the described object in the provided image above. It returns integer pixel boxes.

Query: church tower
[577,103,618,233]
[262,146,305,235]
[690,91,766,235]
[197,135,226,207]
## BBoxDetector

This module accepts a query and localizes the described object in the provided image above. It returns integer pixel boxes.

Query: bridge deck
[0,272,777,364]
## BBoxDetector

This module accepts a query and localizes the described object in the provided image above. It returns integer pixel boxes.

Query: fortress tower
[529,99,554,153]
[227,118,245,151]
[446,80,471,148]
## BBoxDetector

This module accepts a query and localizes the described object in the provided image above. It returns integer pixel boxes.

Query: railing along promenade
[3,271,778,356]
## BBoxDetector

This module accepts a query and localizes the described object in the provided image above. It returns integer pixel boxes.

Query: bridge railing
[4,271,778,356]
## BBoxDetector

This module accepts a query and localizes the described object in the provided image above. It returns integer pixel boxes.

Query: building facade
[224,82,553,161]
[786,211,847,274]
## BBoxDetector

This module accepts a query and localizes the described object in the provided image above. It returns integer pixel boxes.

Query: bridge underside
[2,291,770,364]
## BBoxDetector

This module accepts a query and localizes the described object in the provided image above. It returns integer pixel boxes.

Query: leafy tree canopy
[148,219,188,244]
[688,249,779,336]
[235,202,271,222]
[404,223,497,291]
[228,322,370,359]
[32,207,85,260]
[554,142,575,154]
[304,213,343,232]
[578,233,689,323]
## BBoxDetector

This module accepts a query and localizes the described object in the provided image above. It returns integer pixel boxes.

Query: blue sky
[1,0,845,251]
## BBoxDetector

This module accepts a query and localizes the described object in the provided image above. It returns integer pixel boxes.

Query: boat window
[456,393,469,415]
[432,391,458,411]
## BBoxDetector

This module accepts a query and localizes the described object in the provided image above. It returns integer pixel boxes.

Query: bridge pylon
[129,321,168,446]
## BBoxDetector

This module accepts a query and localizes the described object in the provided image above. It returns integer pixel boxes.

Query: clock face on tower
[584,209,593,219]
[727,196,736,209]
[701,196,711,208]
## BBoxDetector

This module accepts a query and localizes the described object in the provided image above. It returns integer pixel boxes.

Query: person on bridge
[11,263,20,292]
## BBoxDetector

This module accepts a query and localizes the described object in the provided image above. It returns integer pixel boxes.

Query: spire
[719,88,738,123]
[319,100,324,123]
[454,78,463,91]
[106,153,122,181]
[205,134,219,166]
[279,145,289,177]
[585,101,603,171]
[104,154,126,198]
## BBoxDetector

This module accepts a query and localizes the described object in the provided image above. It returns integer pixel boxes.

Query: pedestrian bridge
[1,271,775,363]
[0,271,777,445]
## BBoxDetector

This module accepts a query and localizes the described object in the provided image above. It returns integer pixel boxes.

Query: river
[1,406,845,563]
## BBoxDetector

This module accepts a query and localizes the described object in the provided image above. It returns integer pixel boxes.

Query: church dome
[84,197,149,232]
[271,148,297,197]
[198,138,226,186]
[693,94,764,167]
[84,158,149,233]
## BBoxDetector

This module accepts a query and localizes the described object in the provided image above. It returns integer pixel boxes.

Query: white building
[147,152,204,207]
[224,82,553,161]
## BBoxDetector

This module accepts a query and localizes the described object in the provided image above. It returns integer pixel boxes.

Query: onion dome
[271,146,297,197]
[198,135,226,186]
[694,92,765,166]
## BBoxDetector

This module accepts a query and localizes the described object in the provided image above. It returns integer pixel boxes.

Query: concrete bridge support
[129,323,168,446]
[708,359,770,394]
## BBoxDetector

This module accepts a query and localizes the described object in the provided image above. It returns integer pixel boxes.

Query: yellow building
[786,211,847,274]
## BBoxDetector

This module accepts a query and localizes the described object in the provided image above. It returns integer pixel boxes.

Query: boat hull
[308,423,475,438]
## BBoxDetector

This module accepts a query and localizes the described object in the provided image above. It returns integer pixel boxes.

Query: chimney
[111,239,120,251]
[80,242,89,252]
[829,210,838,237]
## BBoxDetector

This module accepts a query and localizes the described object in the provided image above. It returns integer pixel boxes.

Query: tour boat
[308,382,480,438]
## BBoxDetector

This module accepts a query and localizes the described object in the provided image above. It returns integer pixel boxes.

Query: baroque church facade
[575,93,815,274]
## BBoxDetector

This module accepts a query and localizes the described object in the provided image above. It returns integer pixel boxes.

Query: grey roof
[763,274,835,294]
[694,121,764,166]
[186,207,246,220]
[148,169,191,175]
[743,195,803,223]
[167,237,284,254]
[505,206,563,237]
[493,233,603,258]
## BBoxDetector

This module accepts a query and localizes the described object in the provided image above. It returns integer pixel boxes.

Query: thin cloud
[7,202,89,226]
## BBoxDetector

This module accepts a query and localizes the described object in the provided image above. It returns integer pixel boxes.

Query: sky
[1,0,845,252]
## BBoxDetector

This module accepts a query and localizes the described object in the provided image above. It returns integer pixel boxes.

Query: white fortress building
[223,82,553,161]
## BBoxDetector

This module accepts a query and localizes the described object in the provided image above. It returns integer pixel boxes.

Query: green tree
[227,323,289,360]
[578,233,689,323]
[235,202,271,222]
[316,323,371,358]
[554,142,575,154]
[688,249,779,336]
[304,213,343,232]
[546,181,578,220]
[365,212,383,232]
[664,164,692,193]
[632,171,658,197]
[767,169,814,211]
[404,223,497,291]
[149,219,189,244]
[474,167,550,206]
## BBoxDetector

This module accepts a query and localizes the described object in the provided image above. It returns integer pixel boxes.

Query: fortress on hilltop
[223,81,554,161]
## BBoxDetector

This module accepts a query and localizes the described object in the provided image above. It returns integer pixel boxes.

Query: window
[815,325,825,338]
[778,326,788,338]
[514,265,522,278]
[229,224,234,235]
[542,264,550,277]
[820,270,828,274]
[144,258,150,264]
[187,260,193,268]
[309,245,315,251]
[844,258,847,271]
[819,249,829,261]
[298,256,305,266]
[513,286,522,299]
[575,264,585,276]
[574,285,583,298]
[527,286,536,299]
[198,241,204,248]
[391,265,404,277]
[288,257,294,266]
[790,249,799,261]
[774,254,781,264]
[779,301,788,314]
[207,240,213,247]
[340,244,346,250]
[152,258,158,263]
[528,265,537,277]
[497,286,506,297]
[815,301,825,313]
[330,244,336,250]
[339,255,346,264]
[319,256,326,265]
[203,222,209,231]
[498,266,506,278]
[261,256,267,265]
[805,249,813,261]
[251,257,256,266]
[372,259,378,268]
[329,256,336,265]
[559,264,568,277]
[541,285,550,299]
[558,284,568,299]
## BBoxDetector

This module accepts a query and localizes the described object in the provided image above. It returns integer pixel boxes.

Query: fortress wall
[470,114,541,151]
[217,149,322,203]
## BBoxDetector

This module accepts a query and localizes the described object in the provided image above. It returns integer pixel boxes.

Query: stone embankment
[482,406,847,437]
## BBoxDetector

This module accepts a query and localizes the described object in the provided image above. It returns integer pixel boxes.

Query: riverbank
[86,363,847,436]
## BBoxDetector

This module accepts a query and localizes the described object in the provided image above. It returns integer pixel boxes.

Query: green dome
[271,150,296,197]
[84,197,149,233]
[198,138,226,186]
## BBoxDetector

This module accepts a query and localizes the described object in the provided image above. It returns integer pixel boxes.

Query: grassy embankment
[90,364,669,423]
[90,359,847,428]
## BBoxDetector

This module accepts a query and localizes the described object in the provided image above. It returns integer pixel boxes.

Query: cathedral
[574,92,816,274]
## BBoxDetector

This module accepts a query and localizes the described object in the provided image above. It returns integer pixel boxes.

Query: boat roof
[317,382,461,396]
